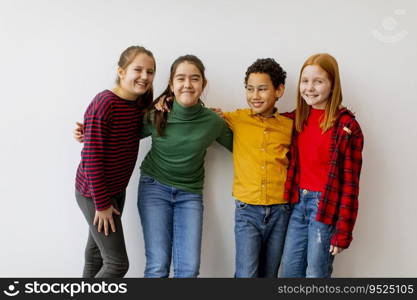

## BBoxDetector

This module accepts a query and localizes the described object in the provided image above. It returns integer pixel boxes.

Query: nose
[306,82,314,91]
[184,78,192,88]
[140,70,148,80]
[253,90,260,99]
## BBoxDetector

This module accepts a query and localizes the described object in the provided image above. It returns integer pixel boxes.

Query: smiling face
[118,53,155,100]
[246,73,284,117]
[170,61,205,107]
[299,64,332,109]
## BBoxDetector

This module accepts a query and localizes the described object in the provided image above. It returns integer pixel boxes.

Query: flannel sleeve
[331,122,364,248]
[284,129,298,203]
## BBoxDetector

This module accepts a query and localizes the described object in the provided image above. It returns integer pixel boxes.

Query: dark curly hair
[244,58,286,89]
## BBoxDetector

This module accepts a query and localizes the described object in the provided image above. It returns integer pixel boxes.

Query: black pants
[75,189,129,278]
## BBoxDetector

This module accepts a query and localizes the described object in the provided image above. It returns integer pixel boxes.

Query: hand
[210,107,225,118]
[329,245,344,256]
[154,95,173,112]
[93,205,121,236]
[74,122,84,143]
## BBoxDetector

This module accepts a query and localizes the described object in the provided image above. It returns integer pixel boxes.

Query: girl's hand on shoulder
[155,95,172,112]
[329,245,344,256]
[210,107,225,118]
[74,122,84,143]
[93,205,121,236]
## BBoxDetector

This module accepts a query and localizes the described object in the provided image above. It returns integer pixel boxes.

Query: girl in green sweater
[137,55,232,277]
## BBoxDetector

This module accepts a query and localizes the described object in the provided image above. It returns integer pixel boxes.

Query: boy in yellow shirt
[217,59,293,277]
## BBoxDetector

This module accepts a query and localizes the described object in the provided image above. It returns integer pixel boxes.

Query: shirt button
[303,189,308,195]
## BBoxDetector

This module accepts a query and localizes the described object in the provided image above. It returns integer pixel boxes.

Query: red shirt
[284,108,364,249]
[298,108,332,192]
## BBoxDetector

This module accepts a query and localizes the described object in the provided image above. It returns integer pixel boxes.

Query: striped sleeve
[82,97,112,210]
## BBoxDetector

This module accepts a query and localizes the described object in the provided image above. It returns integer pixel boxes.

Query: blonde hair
[295,53,342,133]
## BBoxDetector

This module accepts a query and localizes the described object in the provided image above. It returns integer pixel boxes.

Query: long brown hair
[116,46,156,109]
[150,55,207,136]
[295,53,342,133]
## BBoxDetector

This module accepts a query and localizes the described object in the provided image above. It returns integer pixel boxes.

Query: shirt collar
[248,107,280,119]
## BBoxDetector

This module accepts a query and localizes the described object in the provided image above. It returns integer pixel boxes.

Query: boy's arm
[221,111,236,132]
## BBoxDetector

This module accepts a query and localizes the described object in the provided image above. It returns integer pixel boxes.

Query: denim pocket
[306,191,321,208]
[235,199,248,210]
[140,174,157,185]
[280,203,292,213]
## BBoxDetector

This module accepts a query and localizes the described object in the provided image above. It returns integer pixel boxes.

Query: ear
[202,79,208,89]
[169,82,174,93]
[275,84,285,100]
[117,67,125,81]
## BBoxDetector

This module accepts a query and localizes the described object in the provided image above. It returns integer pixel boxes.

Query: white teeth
[251,102,264,108]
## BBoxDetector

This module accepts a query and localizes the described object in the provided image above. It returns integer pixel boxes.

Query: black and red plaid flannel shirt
[283,108,364,249]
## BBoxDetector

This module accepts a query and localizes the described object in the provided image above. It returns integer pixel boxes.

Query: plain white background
[1,0,416,277]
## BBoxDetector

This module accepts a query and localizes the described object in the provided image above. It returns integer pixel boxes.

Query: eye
[147,70,154,75]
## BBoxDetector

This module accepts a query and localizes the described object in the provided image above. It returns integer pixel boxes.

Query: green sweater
[140,99,233,194]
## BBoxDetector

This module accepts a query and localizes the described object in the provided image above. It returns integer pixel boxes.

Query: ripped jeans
[280,189,335,278]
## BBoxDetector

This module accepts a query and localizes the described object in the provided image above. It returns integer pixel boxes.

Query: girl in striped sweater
[75,46,155,278]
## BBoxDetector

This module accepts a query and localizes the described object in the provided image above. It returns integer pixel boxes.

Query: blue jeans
[280,189,335,278]
[137,174,203,278]
[234,200,291,278]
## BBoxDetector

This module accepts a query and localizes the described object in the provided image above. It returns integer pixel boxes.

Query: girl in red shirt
[281,53,364,278]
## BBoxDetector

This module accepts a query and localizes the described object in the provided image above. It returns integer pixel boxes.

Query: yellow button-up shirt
[223,109,293,205]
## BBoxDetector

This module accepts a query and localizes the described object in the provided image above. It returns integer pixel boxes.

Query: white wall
[1,0,416,277]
